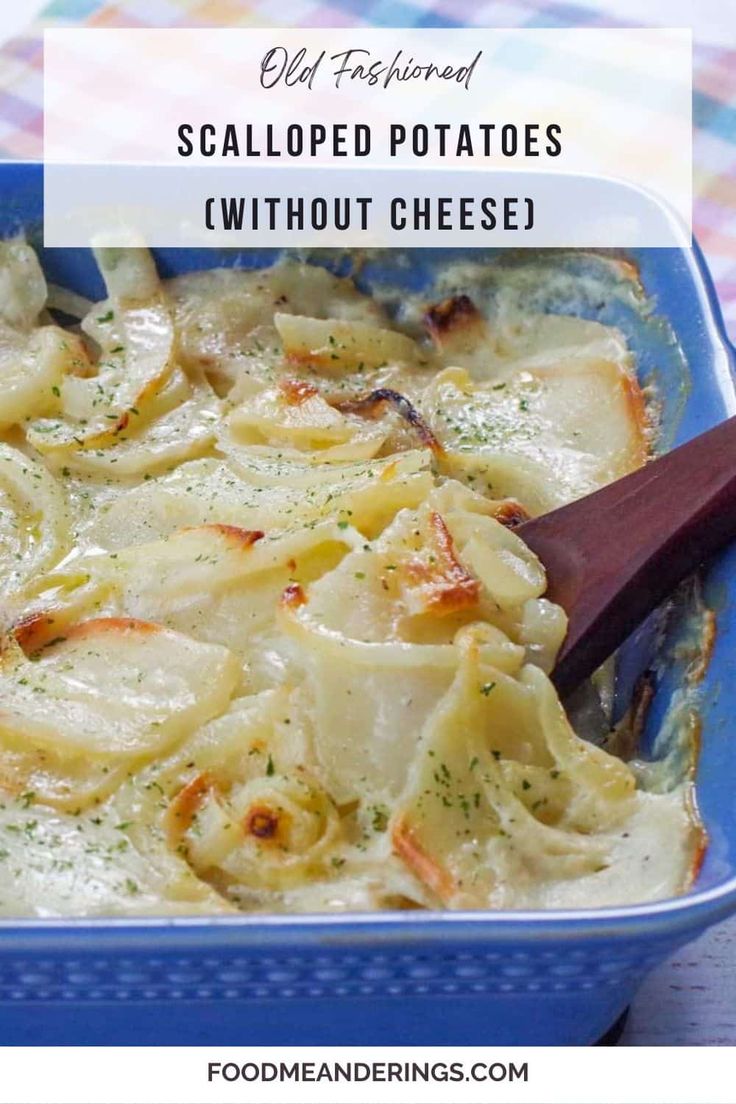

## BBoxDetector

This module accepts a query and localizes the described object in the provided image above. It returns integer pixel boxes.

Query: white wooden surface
[621,916,736,1044]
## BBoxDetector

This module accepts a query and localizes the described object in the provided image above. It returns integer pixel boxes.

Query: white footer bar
[1,1045,733,1104]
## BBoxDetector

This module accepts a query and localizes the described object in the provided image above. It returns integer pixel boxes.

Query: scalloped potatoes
[0,242,702,916]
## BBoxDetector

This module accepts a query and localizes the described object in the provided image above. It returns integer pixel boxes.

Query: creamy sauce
[0,243,704,916]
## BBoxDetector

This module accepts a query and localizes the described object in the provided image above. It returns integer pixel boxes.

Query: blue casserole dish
[0,162,735,1046]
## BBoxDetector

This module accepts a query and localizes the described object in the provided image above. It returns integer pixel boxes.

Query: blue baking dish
[0,161,735,1046]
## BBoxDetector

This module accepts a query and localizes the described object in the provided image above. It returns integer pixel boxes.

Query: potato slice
[423,360,647,512]
[391,651,627,909]
[38,382,220,480]
[277,477,569,810]
[0,800,232,916]
[0,240,85,429]
[275,313,421,372]
[27,248,176,452]
[0,240,47,328]
[85,455,429,550]
[0,617,239,762]
[0,444,70,599]
[226,381,386,459]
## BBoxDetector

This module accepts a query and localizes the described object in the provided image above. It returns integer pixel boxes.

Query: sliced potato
[0,444,70,599]
[0,240,701,917]
[38,383,220,479]
[166,260,385,395]
[423,361,647,512]
[391,649,627,909]
[26,248,176,452]
[227,381,386,459]
[0,616,239,764]
[79,445,434,553]
[275,314,421,372]
[0,799,232,916]
[0,238,67,427]
[0,240,47,328]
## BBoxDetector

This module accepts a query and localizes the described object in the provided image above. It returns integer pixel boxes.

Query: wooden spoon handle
[519,414,736,697]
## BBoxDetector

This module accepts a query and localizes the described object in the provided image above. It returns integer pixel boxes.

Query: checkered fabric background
[1,0,735,341]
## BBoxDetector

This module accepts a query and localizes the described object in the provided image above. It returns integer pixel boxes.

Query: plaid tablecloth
[1,0,735,341]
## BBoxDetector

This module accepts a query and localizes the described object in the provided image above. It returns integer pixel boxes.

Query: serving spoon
[518,414,736,697]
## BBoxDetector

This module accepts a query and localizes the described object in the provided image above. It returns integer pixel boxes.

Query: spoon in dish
[518,414,736,697]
